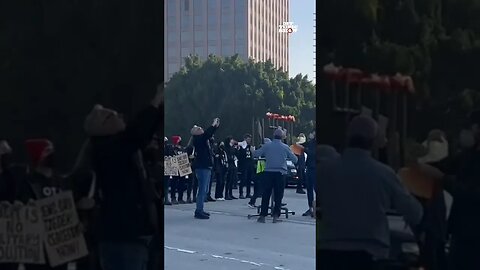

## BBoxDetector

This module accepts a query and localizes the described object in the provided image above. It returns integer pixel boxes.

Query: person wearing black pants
[224,137,238,200]
[259,171,285,219]
[254,129,298,223]
[214,142,227,200]
[303,131,330,217]
[238,134,255,199]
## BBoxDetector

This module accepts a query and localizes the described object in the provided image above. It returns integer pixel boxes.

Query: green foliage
[165,55,315,141]
[318,0,480,138]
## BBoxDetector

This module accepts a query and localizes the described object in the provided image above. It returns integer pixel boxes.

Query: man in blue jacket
[254,128,298,223]
[317,115,423,269]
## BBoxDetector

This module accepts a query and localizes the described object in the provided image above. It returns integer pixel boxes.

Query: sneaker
[246,194,252,198]
[231,196,238,200]
[164,200,172,206]
[202,211,210,216]
[247,203,256,209]
[296,189,306,194]
[257,216,266,223]
[207,197,216,202]
[216,197,225,201]
[178,200,186,204]
[171,199,178,205]
[239,195,246,199]
[225,197,233,200]
[273,216,282,223]
[302,209,312,217]
[194,212,210,219]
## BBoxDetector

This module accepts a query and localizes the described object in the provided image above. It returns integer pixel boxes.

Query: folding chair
[247,190,295,219]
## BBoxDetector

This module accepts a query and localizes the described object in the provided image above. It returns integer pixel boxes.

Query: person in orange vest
[398,141,446,270]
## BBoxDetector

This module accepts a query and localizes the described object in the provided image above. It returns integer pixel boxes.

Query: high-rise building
[165,0,289,80]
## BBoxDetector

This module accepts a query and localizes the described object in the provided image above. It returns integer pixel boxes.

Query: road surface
[164,187,316,270]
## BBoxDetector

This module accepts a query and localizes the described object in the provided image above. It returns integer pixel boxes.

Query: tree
[317,0,480,140]
[164,55,316,142]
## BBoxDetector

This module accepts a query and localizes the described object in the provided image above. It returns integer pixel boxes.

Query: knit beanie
[84,105,120,136]
[25,139,54,167]
[171,136,182,145]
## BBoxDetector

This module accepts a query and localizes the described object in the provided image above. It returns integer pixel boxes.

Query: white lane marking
[165,246,292,269]
[165,246,197,254]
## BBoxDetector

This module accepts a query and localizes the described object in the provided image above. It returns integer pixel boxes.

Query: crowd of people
[164,119,317,222]
[317,113,480,270]
[0,86,164,270]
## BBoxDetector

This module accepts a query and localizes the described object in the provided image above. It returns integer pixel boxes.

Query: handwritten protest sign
[0,202,45,264]
[36,191,88,267]
[176,153,192,177]
[164,156,179,176]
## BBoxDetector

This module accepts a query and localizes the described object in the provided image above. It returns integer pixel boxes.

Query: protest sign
[164,156,179,176]
[176,153,192,177]
[36,191,88,267]
[0,201,45,264]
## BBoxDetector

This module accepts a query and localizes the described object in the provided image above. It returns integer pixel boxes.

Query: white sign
[164,156,179,176]
[176,153,192,177]
[0,202,45,264]
[278,22,298,34]
[36,191,88,267]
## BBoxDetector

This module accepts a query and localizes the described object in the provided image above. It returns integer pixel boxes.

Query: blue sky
[289,0,315,84]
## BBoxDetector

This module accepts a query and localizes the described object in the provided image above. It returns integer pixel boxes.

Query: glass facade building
[165,0,289,80]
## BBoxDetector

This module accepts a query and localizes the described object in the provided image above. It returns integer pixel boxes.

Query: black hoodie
[192,126,217,169]
[90,105,162,242]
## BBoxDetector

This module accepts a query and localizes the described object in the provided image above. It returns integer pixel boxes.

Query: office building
[165,0,289,80]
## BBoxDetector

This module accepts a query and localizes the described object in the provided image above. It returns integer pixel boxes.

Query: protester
[446,110,480,270]
[205,137,217,202]
[0,140,19,203]
[189,118,220,219]
[0,140,25,270]
[254,128,298,223]
[171,135,188,204]
[224,136,239,200]
[238,134,255,199]
[185,137,197,203]
[302,131,319,217]
[247,138,271,208]
[214,141,228,200]
[292,133,306,194]
[83,84,163,270]
[317,115,423,270]
[307,144,339,218]
[66,140,102,270]
[398,141,447,270]
[163,137,173,205]
[23,139,70,270]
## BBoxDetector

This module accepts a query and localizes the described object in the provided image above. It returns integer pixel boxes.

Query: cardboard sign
[176,153,192,177]
[164,156,179,176]
[36,191,88,267]
[0,202,45,264]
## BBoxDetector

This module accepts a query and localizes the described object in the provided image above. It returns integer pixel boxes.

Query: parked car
[285,159,300,187]
[252,158,300,187]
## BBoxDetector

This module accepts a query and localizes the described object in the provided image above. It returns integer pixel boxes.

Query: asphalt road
[164,186,316,270]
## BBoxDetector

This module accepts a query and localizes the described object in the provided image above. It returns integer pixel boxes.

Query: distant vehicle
[285,159,300,187]
[252,158,300,187]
